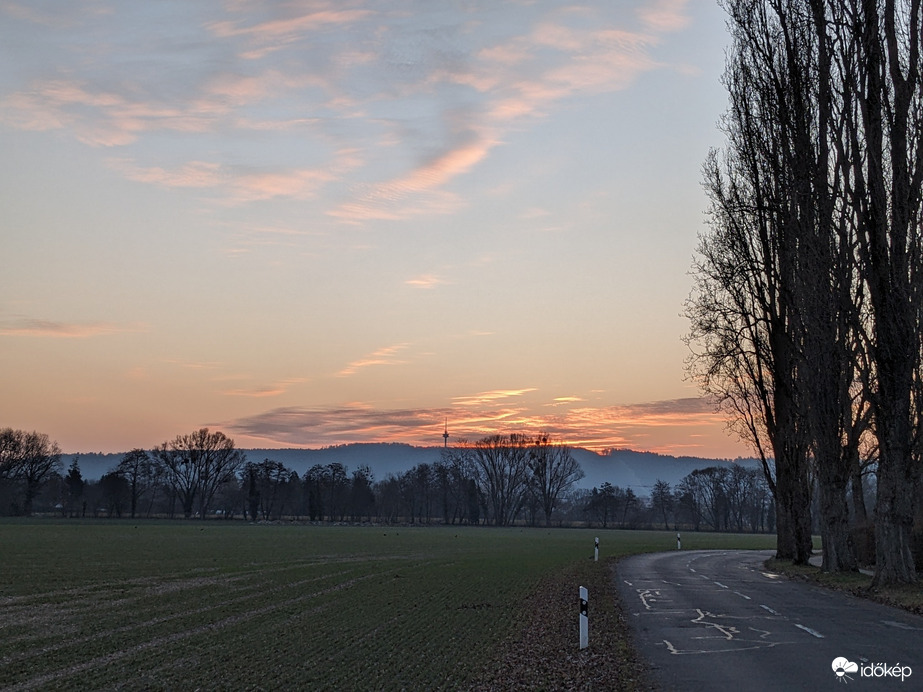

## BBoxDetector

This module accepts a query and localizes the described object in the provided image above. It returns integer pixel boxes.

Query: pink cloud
[109,159,224,188]
[108,158,337,202]
[330,135,495,221]
[472,17,665,130]
[0,78,220,146]
[1,1,71,27]
[232,168,336,202]
[637,0,691,33]
[1,2,701,225]
[400,139,495,192]
[208,10,375,60]
[330,190,464,222]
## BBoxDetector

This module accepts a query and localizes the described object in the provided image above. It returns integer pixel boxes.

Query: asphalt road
[616,550,923,691]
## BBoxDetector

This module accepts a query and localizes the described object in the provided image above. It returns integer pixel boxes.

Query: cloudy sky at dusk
[0,0,751,458]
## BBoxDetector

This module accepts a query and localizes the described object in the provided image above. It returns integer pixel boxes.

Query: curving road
[616,550,922,690]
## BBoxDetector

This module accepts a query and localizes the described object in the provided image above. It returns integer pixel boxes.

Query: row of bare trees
[676,466,773,533]
[239,434,584,526]
[3,424,778,535]
[3,429,584,526]
[0,428,247,519]
[581,467,772,533]
[686,0,923,585]
[348,434,585,527]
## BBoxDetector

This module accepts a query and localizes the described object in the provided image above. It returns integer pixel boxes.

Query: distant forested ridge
[62,443,757,493]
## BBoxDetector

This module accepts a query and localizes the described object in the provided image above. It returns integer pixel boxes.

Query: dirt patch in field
[475,557,653,691]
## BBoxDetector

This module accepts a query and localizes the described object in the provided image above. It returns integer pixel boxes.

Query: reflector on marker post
[594,536,599,562]
[579,586,588,649]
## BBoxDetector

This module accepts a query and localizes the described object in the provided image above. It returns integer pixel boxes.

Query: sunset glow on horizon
[1,1,752,460]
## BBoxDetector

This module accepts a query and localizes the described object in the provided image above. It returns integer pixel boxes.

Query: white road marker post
[594,536,599,562]
[677,532,681,550]
[579,586,589,650]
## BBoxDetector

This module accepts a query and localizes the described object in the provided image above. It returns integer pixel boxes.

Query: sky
[0,0,752,459]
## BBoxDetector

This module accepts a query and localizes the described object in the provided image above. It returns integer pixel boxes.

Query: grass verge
[765,558,923,615]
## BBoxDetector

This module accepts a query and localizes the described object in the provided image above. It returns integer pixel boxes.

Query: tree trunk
[773,450,813,564]
[849,449,868,525]
[775,499,794,560]
[818,455,858,572]
[873,423,917,585]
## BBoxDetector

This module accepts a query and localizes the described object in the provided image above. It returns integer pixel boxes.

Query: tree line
[0,429,584,525]
[686,0,923,585]
[3,425,778,531]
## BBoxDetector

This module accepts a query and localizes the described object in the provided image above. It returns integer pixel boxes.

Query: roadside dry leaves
[475,558,653,691]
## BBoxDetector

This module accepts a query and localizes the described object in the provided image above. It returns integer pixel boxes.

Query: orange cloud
[549,396,585,406]
[223,387,287,398]
[221,396,746,459]
[0,319,143,338]
[452,388,538,406]
[163,359,223,370]
[405,274,448,289]
[337,343,411,377]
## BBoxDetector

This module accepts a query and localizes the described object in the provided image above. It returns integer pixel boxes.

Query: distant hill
[62,443,760,496]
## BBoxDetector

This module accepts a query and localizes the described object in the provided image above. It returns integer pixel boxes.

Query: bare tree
[468,434,532,526]
[687,90,814,563]
[687,0,877,567]
[436,447,479,525]
[585,482,618,528]
[833,0,923,586]
[774,0,867,573]
[0,429,62,516]
[99,470,130,518]
[651,479,674,530]
[64,458,85,517]
[155,429,245,519]
[117,448,156,519]
[528,435,584,527]
[242,458,293,520]
[303,464,326,521]
[349,465,375,522]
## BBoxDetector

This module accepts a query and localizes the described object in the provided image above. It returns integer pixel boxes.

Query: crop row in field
[0,521,776,690]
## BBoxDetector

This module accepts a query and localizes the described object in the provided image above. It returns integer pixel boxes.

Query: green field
[0,521,776,690]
